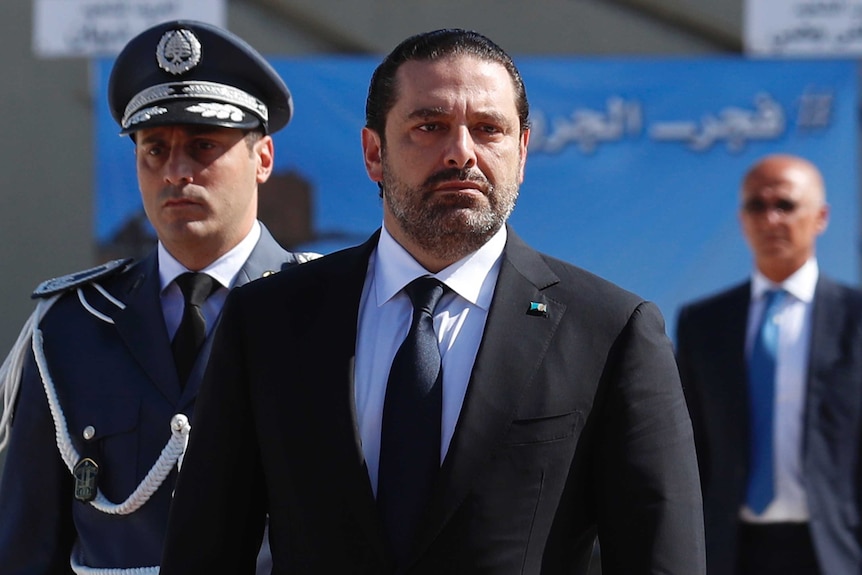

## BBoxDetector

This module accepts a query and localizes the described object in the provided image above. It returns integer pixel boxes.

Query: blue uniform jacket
[0,225,305,574]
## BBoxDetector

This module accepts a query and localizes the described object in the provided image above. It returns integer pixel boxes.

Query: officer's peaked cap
[109,20,292,135]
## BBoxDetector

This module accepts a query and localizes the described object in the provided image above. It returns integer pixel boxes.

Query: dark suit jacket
[675,275,862,575]
[0,225,301,574]
[161,227,705,575]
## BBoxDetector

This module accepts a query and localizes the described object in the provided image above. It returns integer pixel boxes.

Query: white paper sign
[33,0,226,58]
[745,0,862,56]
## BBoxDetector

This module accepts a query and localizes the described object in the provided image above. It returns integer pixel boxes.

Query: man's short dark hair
[243,128,265,154]
[365,29,530,143]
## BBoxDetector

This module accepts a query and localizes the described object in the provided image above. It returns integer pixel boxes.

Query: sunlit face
[361,55,529,269]
[135,125,273,268]
[739,156,829,282]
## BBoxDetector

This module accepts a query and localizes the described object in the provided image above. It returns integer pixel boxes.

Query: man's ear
[518,128,530,183]
[817,203,830,235]
[361,127,384,183]
[256,135,275,184]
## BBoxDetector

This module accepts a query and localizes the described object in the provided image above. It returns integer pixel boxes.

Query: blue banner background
[93,56,859,335]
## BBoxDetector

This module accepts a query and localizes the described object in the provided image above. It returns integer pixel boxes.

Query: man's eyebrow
[406,108,509,125]
[471,110,509,124]
[137,126,225,144]
[136,132,164,145]
[407,107,448,120]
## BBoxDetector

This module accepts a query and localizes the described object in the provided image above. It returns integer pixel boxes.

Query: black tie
[377,277,447,565]
[171,272,218,386]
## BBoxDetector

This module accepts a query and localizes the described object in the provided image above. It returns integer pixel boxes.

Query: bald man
[675,154,862,575]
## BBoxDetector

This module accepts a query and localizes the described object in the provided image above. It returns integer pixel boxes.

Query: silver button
[82,425,96,441]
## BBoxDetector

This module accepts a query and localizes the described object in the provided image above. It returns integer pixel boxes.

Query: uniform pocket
[66,396,141,500]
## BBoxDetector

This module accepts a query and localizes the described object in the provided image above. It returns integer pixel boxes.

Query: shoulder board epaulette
[31,258,134,299]
[258,252,322,278]
[295,251,322,264]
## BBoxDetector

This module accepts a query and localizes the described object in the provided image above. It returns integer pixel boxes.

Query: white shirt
[159,220,261,340]
[740,257,817,523]
[354,224,505,496]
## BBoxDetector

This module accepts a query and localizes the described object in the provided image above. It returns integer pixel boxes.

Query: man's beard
[382,162,519,263]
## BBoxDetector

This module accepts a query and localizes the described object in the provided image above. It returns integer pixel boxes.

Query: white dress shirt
[354,224,506,495]
[159,220,262,340]
[740,257,818,523]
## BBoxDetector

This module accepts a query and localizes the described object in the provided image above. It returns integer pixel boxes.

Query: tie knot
[404,277,446,316]
[175,272,218,307]
[762,288,786,315]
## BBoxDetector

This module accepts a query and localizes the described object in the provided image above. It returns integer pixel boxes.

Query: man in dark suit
[0,20,316,574]
[161,29,705,575]
[676,154,862,575]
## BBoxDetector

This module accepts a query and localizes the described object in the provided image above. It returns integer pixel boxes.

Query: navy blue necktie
[378,277,446,565]
[746,288,785,514]
[171,272,218,387]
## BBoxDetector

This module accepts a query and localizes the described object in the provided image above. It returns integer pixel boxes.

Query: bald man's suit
[676,275,862,575]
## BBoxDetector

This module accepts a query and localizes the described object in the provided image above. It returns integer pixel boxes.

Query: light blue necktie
[746,288,785,514]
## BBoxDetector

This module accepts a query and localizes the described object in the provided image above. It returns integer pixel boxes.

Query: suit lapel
[807,277,844,382]
[112,253,181,404]
[320,269,390,563]
[804,277,857,460]
[285,233,390,562]
[719,285,751,434]
[416,229,563,556]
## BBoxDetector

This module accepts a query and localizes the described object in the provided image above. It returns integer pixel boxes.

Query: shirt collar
[159,220,262,292]
[374,223,506,310]
[751,257,818,303]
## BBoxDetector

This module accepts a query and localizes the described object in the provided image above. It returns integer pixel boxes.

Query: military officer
[0,20,316,574]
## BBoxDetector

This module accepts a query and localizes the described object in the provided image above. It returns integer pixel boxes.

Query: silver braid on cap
[121,81,268,130]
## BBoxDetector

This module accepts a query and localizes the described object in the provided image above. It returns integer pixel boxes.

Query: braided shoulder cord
[0,296,61,451]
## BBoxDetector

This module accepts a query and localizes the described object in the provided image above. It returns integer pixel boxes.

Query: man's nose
[163,149,194,185]
[444,126,477,170]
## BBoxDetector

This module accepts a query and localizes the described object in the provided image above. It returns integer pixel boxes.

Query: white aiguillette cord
[0,285,192,517]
